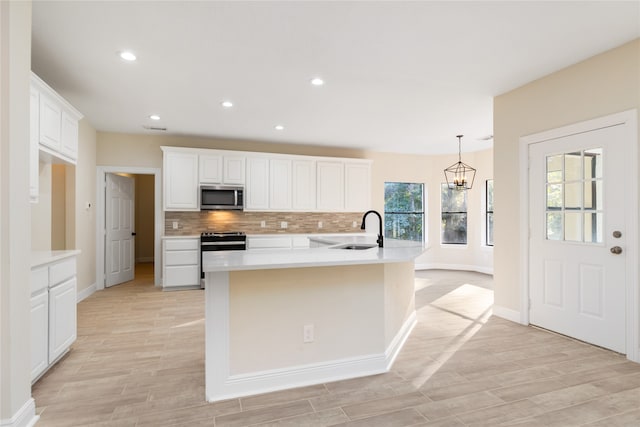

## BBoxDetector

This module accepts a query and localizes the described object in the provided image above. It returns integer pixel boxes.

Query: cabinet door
[60,110,79,162]
[245,157,269,210]
[30,291,49,381]
[49,278,77,363]
[317,161,344,211]
[163,151,199,210]
[269,158,292,210]
[199,155,222,184]
[39,93,62,151]
[29,87,40,203]
[345,162,371,212]
[292,159,316,211]
[162,238,200,288]
[223,156,245,184]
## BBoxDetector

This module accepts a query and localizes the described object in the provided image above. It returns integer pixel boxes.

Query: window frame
[383,182,425,244]
[440,183,468,245]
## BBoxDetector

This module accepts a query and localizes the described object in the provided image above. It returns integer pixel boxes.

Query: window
[441,183,467,244]
[486,179,494,246]
[384,182,424,242]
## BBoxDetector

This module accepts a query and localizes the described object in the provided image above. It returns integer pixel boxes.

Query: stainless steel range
[200,232,247,287]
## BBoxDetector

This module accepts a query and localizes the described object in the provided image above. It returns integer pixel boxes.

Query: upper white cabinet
[292,159,316,211]
[30,73,83,166]
[199,154,222,184]
[245,157,270,210]
[345,162,371,212]
[162,148,199,211]
[162,146,371,212]
[269,158,292,210]
[317,161,345,211]
[223,156,245,184]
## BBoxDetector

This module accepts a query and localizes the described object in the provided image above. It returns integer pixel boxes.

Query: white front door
[106,173,135,287]
[529,123,628,353]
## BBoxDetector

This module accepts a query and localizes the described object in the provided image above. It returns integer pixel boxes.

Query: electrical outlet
[172,221,178,230]
[281,221,288,229]
[318,221,323,229]
[303,324,314,343]
[260,220,266,228]
[352,221,357,228]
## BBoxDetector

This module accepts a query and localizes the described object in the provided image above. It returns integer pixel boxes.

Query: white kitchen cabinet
[269,158,292,210]
[29,86,40,203]
[292,159,316,211]
[48,277,77,363]
[223,156,245,184]
[245,157,270,210]
[316,161,345,211]
[199,154,222,184]
[31,72,83,166]
[345,161,371,212]
[163,149,199,211]
[30,253,78,383]
[162,238,200,288]
[60,110,79,160]
[30,290,48,381]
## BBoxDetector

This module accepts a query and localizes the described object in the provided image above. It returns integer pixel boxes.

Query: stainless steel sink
[330,243,378,250]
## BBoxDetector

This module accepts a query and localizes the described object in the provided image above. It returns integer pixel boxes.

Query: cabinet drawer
[165,250,198,266]
[164,239,199,251]
[31,266,49,294]
[49,257,76,286]
[164,265,200,287]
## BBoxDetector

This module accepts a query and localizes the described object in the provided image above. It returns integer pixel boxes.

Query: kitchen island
[202,236,425,402]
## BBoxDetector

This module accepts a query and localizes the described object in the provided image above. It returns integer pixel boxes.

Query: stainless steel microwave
[200,185,244,210]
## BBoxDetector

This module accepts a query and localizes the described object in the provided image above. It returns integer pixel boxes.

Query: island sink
[330,243,378,250]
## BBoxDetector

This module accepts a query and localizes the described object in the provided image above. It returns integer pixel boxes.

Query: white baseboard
[136,257,154,263]
[492,305,523,324]
[77,283,96,303]
[415,263,493,275]
[0,398,38,427]
[207,312,417,402]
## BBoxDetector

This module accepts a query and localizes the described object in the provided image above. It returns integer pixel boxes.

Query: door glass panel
[545,147,603,244]
[547,155,563,183]
[565,182,582,209]
[547,212,562,240]
[565,212,582,241]
[584,148,603,179]
[565,152,583,181]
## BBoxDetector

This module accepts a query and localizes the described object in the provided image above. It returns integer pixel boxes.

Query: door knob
[610,246,622,255]
[613,231,622,238]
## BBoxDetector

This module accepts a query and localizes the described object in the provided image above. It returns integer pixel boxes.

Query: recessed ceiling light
[310,78,324,86]
[221,101,233,108]
[274,125,285,131]
[119,51,137,61]
[149,114,161,121]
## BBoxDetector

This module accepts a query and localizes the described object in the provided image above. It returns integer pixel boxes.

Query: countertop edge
[31,250,81,268]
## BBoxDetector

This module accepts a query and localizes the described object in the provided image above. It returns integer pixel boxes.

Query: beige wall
[98,132,494,272]
[31,161,52,250]
[493,39,640,313]
[0,0,33,420]
[51,164,66,249]
[135,174,155,262]
[75,119,97,296]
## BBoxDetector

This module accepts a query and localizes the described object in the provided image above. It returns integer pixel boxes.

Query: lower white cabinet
[163,238,200,288]
[30,254,78,383]
[48,277,77,363]
[30,290,49,381]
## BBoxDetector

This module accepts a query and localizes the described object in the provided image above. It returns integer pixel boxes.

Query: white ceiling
[31,1,639,155]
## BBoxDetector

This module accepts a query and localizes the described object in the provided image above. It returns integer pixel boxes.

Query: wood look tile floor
[32,265,640,426]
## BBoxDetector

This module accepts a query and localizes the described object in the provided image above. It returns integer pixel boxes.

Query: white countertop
[202,237,425,272]
[31,250,81,268]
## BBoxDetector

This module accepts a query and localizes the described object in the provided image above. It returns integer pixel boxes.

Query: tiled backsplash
[164,211,366,235]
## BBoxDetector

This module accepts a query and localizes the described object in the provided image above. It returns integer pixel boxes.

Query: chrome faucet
[360,210,384,248]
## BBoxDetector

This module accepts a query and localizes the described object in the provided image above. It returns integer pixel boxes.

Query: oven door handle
[201,241,246,246]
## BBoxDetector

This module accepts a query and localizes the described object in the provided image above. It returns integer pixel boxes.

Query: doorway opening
[96,166,162,290]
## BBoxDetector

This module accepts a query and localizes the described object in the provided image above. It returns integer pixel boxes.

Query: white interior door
[529,124,627,353]
[106,173,135,287]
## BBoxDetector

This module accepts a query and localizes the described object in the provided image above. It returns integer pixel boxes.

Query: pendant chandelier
[444,135,476,190]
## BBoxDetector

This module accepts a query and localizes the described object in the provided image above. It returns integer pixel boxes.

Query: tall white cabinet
[163,148,199,211]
